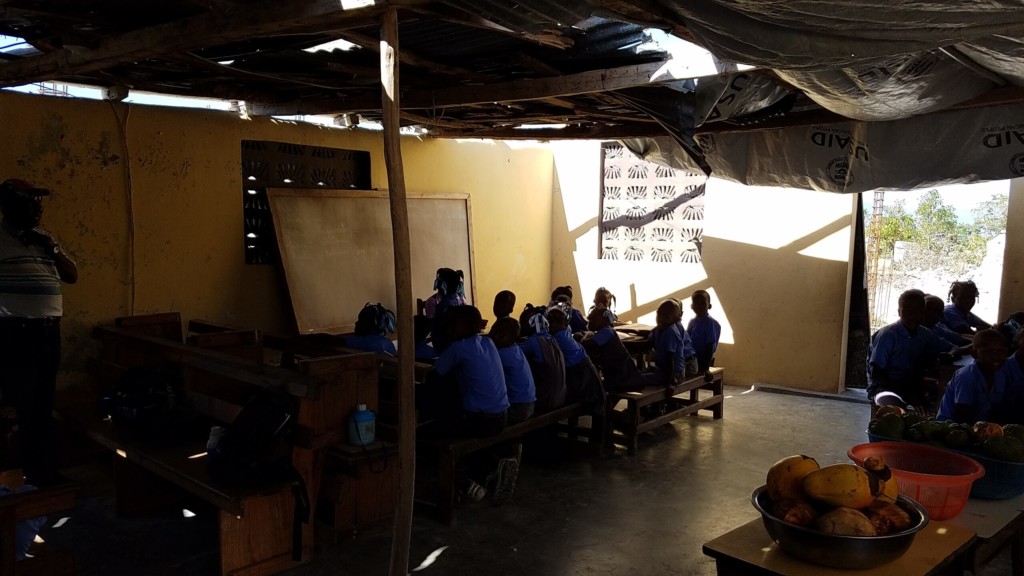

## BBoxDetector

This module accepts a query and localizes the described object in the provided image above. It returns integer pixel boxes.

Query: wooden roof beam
[250,58,676,116]
[334,30,483,80]
[0,0,430,87]
[429,122,667,140]
[410,4,573,50]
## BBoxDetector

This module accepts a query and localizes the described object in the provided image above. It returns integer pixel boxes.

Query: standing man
[0,178,77,485]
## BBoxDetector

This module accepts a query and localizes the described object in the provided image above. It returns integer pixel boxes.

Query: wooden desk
[702,518,974,576]
[951,495,1024,576]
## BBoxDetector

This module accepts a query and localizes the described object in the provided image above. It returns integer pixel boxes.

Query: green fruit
[1003,424,1024,442]
[901,413,925,430]
[869,413,904,440]
[982,436,1024,463]
[944,428,971,449]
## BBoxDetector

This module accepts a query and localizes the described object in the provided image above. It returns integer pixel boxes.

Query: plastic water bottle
[347,404,376,447]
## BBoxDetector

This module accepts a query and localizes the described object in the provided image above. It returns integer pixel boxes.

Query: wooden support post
[380,9,415,576]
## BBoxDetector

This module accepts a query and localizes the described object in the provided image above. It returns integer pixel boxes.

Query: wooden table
[702,518,975,576]
[950,495,1024,576]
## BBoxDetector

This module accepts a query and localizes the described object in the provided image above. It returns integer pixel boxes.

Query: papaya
[862,456,899,500]
[802,464,880,509]
[766,455,820,501]
[815,507,877,536]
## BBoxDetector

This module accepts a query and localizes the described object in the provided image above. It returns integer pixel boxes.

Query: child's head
[550,285,574,304]
[948,280,980,312]
[413,314,431,343]
[443,305,482,342]
[546,307,568,333]
[691,289,712,316]
[355,303,396,336]
[435,268,465,297]
[593,287,615,309]
[587,307,614,331]
[972,328,1008,371]
[489,317,520,349]
[923,294,945,327]
[1014,326,1024,356]
[655,299,682,328]
[897,289,926,330]
[519,304,548,337]
[493,290,516,318]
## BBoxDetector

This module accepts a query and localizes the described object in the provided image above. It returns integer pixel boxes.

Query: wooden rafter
[429,122,667,139]
[0,0,430,87]
[334,30,483,80]
[249,59,674,116]
[410,4,573,50]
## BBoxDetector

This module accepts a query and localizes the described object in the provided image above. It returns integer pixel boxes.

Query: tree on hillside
[868,199,916,257]
[972,193,1009,240]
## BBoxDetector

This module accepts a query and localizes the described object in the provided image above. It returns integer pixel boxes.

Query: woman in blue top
[344,303,396,356]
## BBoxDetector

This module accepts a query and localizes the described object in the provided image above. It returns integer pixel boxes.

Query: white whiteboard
[267,189,475,334]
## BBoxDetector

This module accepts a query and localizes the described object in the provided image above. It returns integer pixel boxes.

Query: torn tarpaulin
[610,83,712,175]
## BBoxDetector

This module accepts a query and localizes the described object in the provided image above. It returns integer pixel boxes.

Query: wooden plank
[428,122,668,140]
[94,326,316,398]
[380,9,415,576]
[0,484,77,522]
[336,30,482,80]
[250,59,674,116]
[0,0,431,87]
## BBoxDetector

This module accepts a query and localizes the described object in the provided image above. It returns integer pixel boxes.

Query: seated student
[413,314,438,362]
[924,294,971,353]
[996,312,1024,352]
[687,289,722,374]
[944,280,992,336]
[344,303,397,356]
[582,307,643,391]
[430,268,468,353]
[519,305,568,413]
[432,305,516,503]
[938,329,1012,424]
[588,287,619,323]
[868,289,947,412]
[643,299,698,388]
[493,290,516,320]
[547,305,606,416]
[550,285,588,333]
[489,317,536,423]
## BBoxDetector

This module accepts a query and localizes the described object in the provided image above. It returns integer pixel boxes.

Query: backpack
[105,364,181,440]
[207,388,310,560]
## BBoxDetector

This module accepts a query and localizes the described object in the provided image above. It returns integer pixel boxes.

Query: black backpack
[208,389,310,560]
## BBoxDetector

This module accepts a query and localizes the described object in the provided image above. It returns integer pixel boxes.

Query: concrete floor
[37,385,1012,575]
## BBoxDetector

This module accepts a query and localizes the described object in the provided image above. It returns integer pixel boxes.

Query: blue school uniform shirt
[552,326,588,368]
[415,340,438,361]
[931,320,970,348]
[434,334,509,414]
[687,314,722,368]
[496,345,536,404]
[937,363,1011,423]
[943,304,987,333]
[650,322,695,374]
[344,334,396,356]
[569,308,588,333]
[867,322,944,392]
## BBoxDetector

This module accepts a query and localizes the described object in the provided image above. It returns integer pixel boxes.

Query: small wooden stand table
[702,518,975,576]
[950,495,1024,576]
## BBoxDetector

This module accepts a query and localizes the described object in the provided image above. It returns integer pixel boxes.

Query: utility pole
[866,190,884,324]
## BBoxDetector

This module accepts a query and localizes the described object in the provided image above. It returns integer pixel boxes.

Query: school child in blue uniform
[583,307,643,391]
[944,280,992,336]
[432,305,516,503]
[588,287,619,323]
[430,268,467,353]
[413,314,437,362]
[868,289,947,412]
[687,290,722,373]
[344,303,397,356]
[550,285,588,333]
[547,306,606,416]
[489,317,536,423]
[493,290,516,320]
[519,305,567,413]
[938,329,1012,423]
[643,299,698,388]
[924,294,971,352]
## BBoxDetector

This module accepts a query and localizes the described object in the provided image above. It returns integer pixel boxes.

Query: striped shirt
[0,223,62,318]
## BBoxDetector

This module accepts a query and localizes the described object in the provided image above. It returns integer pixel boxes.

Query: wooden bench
[419,401,591,526]
[0,471,76,576]
[57,313,379,576]
[604,367,725,455]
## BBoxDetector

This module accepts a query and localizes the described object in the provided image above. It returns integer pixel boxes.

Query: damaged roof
[1,0,1023,191]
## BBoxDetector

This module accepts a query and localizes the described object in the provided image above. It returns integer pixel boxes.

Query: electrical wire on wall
[107,101,136,315]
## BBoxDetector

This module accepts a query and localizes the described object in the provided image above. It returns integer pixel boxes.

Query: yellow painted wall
[0,91,553,384]
[1000,177,1024,319]
[549,141,858,391]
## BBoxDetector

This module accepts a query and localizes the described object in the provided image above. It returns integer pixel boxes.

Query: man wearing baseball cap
[0,178,77,485]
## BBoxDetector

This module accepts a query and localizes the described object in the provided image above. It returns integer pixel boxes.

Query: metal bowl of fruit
[751,485,929,569]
